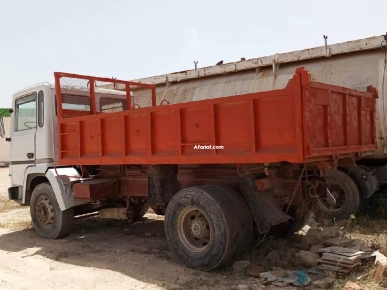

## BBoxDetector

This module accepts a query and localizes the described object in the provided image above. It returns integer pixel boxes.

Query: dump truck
[118,33,387,221]
[3,35,382,271]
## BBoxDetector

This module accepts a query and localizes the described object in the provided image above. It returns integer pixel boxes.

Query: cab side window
[38,91,44,127]
[15,93,37,131]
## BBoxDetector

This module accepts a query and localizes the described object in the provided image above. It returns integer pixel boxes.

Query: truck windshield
[100,97,127,112]
[62,94,90,111]
[60,94,130,115]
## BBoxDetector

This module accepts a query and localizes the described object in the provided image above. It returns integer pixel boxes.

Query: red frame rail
[54,68,378,166]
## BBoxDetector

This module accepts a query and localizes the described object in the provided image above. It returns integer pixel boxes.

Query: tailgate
[299,68,378,160]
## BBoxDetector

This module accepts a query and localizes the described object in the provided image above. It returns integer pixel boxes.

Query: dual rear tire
[164,185,253,271]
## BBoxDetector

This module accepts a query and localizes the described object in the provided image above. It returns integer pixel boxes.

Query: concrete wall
[0,117,11,164]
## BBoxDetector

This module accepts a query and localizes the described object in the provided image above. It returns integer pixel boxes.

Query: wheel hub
[190,217,209,239]
[36,197,54,226]
[317,182,346,212]
[177,207,211,252]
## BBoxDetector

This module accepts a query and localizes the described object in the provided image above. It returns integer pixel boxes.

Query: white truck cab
[2,83,131,239]
[0,84,82,239]
[8,84,58,195]
[5,83,133,205]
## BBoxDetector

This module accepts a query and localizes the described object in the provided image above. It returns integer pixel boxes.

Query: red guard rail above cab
[54,68,378,168]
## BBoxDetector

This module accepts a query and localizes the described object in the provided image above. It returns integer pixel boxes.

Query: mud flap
[148,164,178,214]
[240,175,291,234]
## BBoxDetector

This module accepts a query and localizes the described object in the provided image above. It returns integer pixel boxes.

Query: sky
[1,0,387,107]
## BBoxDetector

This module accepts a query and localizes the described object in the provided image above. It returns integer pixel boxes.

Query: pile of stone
[299,225,387,279]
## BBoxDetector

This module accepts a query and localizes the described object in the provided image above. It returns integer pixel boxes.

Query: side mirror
[0,117,5,138]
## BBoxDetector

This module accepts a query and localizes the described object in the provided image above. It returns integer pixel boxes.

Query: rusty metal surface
[240,173,291,234]
[73,179,118,200]
[270,179,304,206]
[97,165,148,197]
[93,164,322,215]
[96,164,241,199]
[255,178,272,191]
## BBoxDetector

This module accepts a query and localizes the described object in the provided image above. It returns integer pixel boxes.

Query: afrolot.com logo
[193,145,224,150]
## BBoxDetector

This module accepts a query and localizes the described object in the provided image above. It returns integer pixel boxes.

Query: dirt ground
[0,167,386,290]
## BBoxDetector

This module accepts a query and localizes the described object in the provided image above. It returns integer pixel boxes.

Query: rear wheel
[272,205,312,237]
[315,170,361,220]
[164,185,247,271]
[30,182,74,239]
[204,185,253,256]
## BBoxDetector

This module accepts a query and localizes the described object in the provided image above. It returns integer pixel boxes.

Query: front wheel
[30,182,74,239]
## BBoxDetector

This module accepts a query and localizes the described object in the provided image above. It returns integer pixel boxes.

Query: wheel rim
[36,196,55,227]
[177,207,211,252]
[317,180,346,213]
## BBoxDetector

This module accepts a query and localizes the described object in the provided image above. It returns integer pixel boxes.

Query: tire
[132,202,150,221]
[286,205,313,234]
[203,185,253,257]
[315,170,361,220]
[164,186,242,271]
[273,205,313,237]
[30,182,74,239]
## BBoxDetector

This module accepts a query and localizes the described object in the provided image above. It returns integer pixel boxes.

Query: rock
[302,229,320,246]
[312,277,335,289]
[271,268,288,277]
[372,250,387,281]
[302,226,341,247]
[296,250,320,267]
[267,250,280,261]
[310,244,324,253]
[319,226,341,238]
[343,280,362,290]
[247,265,263,277]
[237,285,249,290]
[233,261,251,273]
[307,266,326,275]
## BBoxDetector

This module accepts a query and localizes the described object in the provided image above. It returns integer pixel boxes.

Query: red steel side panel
[54,68,377,166]
[302,78,378,158]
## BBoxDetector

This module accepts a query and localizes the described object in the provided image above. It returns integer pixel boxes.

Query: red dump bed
[54,68,378,166]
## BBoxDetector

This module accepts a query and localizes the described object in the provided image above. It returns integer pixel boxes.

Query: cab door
[9,92,37,186]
